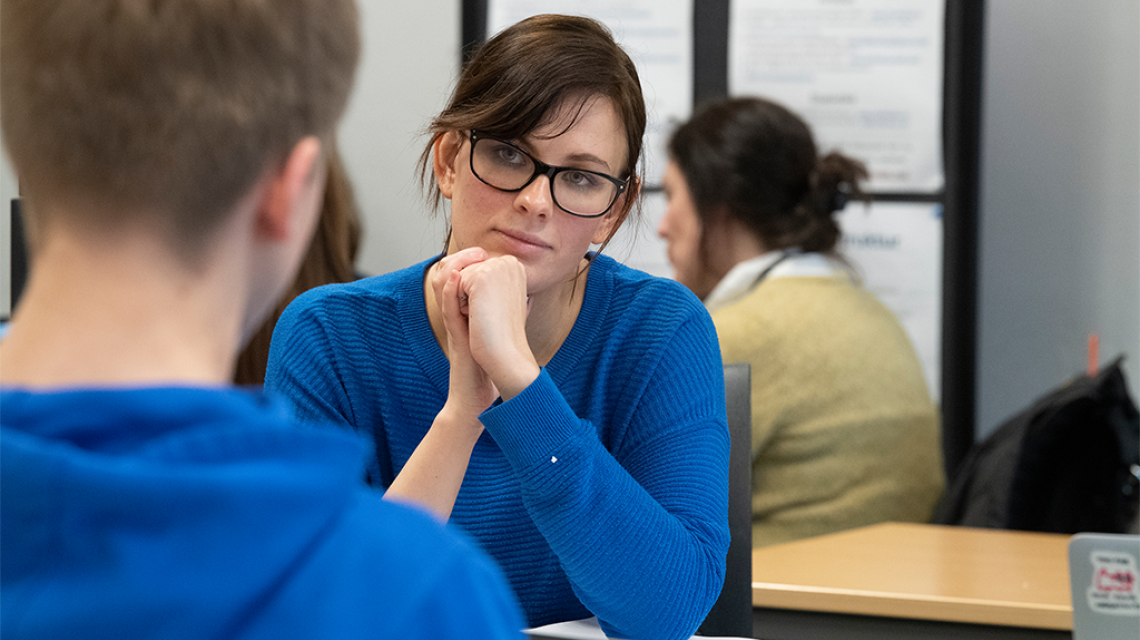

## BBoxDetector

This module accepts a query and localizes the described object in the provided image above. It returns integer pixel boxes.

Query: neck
[522,259,589,365]
[0,228,244,388]
[708,218,768,275]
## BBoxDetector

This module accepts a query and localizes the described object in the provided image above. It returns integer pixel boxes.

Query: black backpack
[934,357,1140,534]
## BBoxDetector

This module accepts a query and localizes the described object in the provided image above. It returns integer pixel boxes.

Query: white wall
[975,0,1140,435]
[338,0,459,277]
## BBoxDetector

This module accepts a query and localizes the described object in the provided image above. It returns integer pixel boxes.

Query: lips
[496,228,551,253]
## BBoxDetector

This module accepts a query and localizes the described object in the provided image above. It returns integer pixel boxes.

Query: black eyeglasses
[467,130,628,218]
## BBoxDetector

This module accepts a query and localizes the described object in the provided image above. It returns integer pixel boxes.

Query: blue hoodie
[0,386,524,639]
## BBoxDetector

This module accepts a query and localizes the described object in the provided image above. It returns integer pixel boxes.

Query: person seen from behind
[0,1,524,637]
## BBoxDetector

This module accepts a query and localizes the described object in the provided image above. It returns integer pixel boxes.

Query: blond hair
[1,0,360,254]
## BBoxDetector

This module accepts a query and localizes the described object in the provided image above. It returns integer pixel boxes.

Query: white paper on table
[837,200,943,401]
[525,616,753,640]
[525,617,608,640]
[728,0,945,193]
[487,0,694,186]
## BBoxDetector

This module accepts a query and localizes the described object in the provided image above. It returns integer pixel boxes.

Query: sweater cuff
[479,369,580,470]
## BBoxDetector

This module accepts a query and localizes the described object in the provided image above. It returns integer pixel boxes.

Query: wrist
[494,360,541,401]
[435,403,487,444]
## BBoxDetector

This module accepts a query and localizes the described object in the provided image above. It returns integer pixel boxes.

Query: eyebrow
[516,137,616,175]
[563,152,614,174]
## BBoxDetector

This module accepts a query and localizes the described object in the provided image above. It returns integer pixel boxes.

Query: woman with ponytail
[659,96,944,547]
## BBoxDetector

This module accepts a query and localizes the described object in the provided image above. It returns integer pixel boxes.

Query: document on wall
[729,0,945,193]
[837,201,943,399]
[487,0,694,186]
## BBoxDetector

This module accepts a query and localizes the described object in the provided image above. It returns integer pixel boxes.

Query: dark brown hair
[668,96,867,255]
[1,0,360,260]
[418,14,646,247]
[233,149,362,385]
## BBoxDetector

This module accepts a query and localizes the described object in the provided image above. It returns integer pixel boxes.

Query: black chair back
[697,362,752,637]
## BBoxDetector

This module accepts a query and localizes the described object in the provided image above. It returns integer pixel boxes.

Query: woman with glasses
[657,96,944,548]
[266,14,729,640]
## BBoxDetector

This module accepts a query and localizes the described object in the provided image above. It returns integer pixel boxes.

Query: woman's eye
[492,144,526,166]
[561,170,600,189]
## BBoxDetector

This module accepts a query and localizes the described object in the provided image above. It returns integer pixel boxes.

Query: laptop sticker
[1085,549,1140,615]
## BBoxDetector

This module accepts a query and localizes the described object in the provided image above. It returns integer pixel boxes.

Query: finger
[440,270,469,333]
[458,288,470,317]
[433,248,488,307]
[459,255,527,300]
[438,246,489,277]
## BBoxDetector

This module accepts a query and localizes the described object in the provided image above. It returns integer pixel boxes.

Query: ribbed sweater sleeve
[481,328,729,640]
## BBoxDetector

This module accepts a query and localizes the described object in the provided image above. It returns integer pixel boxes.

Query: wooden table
[751,522,1073,639]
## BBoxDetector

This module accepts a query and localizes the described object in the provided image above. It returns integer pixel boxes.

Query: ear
[592,176,641,245]
[433,131,464,200]
[257,136,324,241]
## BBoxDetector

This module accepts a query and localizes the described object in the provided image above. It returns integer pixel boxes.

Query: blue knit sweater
[266,254,730,640]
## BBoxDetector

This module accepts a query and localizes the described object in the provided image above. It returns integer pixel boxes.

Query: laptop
[1069,533,1140,639]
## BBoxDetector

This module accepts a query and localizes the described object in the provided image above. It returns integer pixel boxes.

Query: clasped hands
[431,248,541,417]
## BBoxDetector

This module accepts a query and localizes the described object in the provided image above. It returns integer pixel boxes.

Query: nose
[514,173,554,217]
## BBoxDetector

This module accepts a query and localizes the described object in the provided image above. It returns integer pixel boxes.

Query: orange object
[1088,333,1099,376]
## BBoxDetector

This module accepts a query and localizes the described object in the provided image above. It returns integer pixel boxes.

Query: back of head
[669,96,866,254]
[1,0,361,260]
[421,14,647,212]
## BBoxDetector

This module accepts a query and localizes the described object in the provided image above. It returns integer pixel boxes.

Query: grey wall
[976,0,1140,436]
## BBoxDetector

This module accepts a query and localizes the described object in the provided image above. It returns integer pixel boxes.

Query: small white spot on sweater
[550,456,558,464]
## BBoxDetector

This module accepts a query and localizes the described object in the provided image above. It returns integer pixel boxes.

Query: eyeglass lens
[471,136,619,217]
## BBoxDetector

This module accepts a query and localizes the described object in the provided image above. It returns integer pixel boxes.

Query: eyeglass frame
[467,130,629,218]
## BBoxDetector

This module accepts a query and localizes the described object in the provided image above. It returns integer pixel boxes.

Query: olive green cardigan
[713,275,945,547]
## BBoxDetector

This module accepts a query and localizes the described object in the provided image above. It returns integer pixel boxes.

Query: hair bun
[815,152,867,216]
[831,181,853,213]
